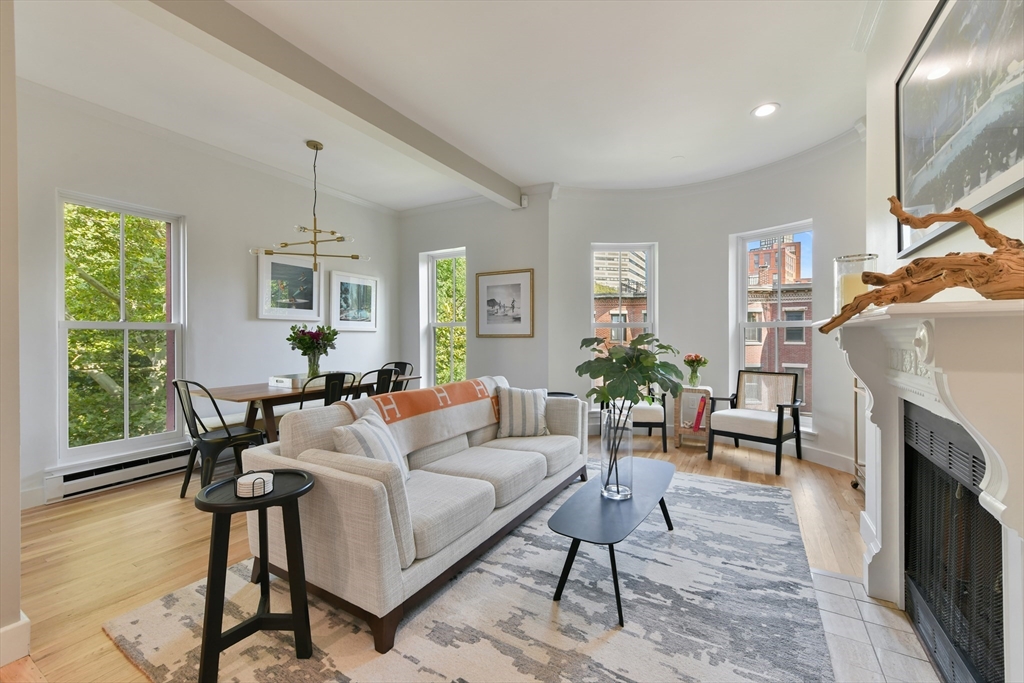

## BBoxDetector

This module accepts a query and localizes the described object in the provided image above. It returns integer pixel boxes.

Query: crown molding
[17,78,398,216]
[558,127,863,201]
[398,194,492,218]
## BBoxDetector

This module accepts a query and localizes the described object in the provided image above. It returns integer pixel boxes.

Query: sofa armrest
[241,450,405,617]
[546,397,586,456]
[243,441,282,459]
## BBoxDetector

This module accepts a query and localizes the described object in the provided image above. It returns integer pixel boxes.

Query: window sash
[59,195,185,462]
[590,243,656,341]
[427,252,466,385]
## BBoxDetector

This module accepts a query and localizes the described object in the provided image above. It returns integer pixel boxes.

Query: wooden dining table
[198,375,420,442]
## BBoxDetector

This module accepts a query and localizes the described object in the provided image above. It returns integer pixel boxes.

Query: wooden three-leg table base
[194,470,315,682]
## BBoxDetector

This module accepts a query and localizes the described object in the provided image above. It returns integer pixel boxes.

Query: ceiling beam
[116,0,523,209]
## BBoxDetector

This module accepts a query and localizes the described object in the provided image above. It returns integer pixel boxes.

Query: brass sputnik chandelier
[250,140,367,271]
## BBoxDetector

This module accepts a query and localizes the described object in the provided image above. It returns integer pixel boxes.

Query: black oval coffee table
[194,469,315,683]
[548,457,675,626]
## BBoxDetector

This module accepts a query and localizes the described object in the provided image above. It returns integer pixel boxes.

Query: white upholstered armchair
[707,370,802,475]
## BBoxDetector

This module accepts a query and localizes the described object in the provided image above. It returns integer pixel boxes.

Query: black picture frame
[895,0,1024,256]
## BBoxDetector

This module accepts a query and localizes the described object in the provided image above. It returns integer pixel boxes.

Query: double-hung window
[60,196,184,462]
[736,223,813,414]
[591,244,656,346]
[428,249,466,385]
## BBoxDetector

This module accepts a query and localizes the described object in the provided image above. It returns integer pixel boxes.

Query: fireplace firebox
[904,401,1003,683]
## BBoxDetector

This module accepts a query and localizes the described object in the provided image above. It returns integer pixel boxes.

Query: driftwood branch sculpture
[819,197,1024,334]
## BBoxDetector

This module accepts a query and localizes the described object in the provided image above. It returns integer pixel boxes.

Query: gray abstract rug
[105,469,834,682]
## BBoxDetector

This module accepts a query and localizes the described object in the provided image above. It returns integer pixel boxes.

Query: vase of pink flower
[286,324,339,378]
[683,353,708,388]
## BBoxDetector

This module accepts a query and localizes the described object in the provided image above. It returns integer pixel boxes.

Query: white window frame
[427,248,466,386]
[590,242,657,343]
[734,220,813,418]
[782,363,808,405]
[58,191,186,465]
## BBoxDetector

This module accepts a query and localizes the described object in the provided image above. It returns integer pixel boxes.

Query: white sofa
[241,376,587,652]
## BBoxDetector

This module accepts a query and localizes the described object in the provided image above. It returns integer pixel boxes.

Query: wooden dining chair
[299,372,357,409]
[172,380,265,498]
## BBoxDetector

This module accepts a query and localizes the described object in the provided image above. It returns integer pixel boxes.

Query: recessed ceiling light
[752,102,780,117]
[927,65,950,80]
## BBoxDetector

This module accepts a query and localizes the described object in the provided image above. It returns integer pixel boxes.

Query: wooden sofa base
[252,463,588,653]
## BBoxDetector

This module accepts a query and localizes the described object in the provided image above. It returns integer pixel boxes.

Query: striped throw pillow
[332,411,410,480]
[496,386,549,438]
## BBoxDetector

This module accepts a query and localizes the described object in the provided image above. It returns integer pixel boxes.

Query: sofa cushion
[421,447,546,508]
[332,412,410,480]
[466,423,498,447]
[711,408,793,439]
[297,448,416,569]
[405,470,495,559]
[279,404,354,459]
[481,435,579,477]
[496,386,549,438]
[407,433,469,471]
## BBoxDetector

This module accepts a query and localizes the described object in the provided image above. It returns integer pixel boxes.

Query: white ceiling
[14,0,870,211]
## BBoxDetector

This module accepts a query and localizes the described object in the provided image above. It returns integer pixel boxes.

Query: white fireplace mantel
[831,300,1023,681]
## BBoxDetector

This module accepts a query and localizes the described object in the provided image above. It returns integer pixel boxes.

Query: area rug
[105,469,834,682]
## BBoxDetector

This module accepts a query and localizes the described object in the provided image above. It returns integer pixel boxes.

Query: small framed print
[476,268,533,338]
[257,253,320,321]
[330,271,378,331]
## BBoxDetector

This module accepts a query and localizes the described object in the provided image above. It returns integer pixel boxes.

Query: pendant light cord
[312,146,318,219]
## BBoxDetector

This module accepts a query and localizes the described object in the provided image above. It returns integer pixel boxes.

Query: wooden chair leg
[648,427,652,436]
[661,427,667,452]
[179,445,199,498]
[707,432,715,460]
[733,438,740,447]
[795,432,803,460]
[774,442,783,475]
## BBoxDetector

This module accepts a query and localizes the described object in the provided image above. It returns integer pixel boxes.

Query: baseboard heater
[45,449,192,503]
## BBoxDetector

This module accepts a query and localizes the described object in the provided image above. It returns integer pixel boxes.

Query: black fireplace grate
[904,403,1002,683]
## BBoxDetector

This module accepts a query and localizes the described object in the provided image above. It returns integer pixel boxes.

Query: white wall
[1,0,30,666]
[549,133,867,471]
[397,194,551,389]
[17,82,401,503]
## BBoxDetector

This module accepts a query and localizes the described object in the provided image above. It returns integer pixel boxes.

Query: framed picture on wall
[476,269,533,338]
[895,0,1024,257]
[257,253,321,321]
[330,271,378,331]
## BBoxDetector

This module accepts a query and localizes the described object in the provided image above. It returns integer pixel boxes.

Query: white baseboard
[709,437,855,474]
[0,611,31,667]
[20,486,44,511]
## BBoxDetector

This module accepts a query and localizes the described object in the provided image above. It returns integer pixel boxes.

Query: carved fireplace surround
[834,300,1023,681]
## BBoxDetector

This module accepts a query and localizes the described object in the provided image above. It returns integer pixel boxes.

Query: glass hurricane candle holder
[834,254,878,314]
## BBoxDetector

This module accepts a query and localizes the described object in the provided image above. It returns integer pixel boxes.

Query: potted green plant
[575,333,684,499]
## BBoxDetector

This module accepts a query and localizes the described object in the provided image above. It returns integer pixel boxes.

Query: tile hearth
[811,568,940,683]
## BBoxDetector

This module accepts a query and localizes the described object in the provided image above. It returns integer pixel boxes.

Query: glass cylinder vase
[834,254,878,314]
[687,369,701,387]
[306,353,321,378]
[600,407,633,500]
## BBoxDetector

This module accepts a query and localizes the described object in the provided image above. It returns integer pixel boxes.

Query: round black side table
[194,469,315,683]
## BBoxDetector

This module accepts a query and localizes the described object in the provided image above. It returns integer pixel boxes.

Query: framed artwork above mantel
[895,0,1023,257]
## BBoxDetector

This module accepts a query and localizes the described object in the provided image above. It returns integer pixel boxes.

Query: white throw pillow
[496,386,549,438]
[332,411,410,480]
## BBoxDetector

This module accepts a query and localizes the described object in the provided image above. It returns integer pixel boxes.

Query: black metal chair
[352,368,397,398]
[299,372,358,409]
[380,361,414,391]
[601,387,668,452]
[172,380,265,498]
[707,370,802,475]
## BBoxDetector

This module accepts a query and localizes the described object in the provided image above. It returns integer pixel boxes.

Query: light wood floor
[6,438,864,683]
